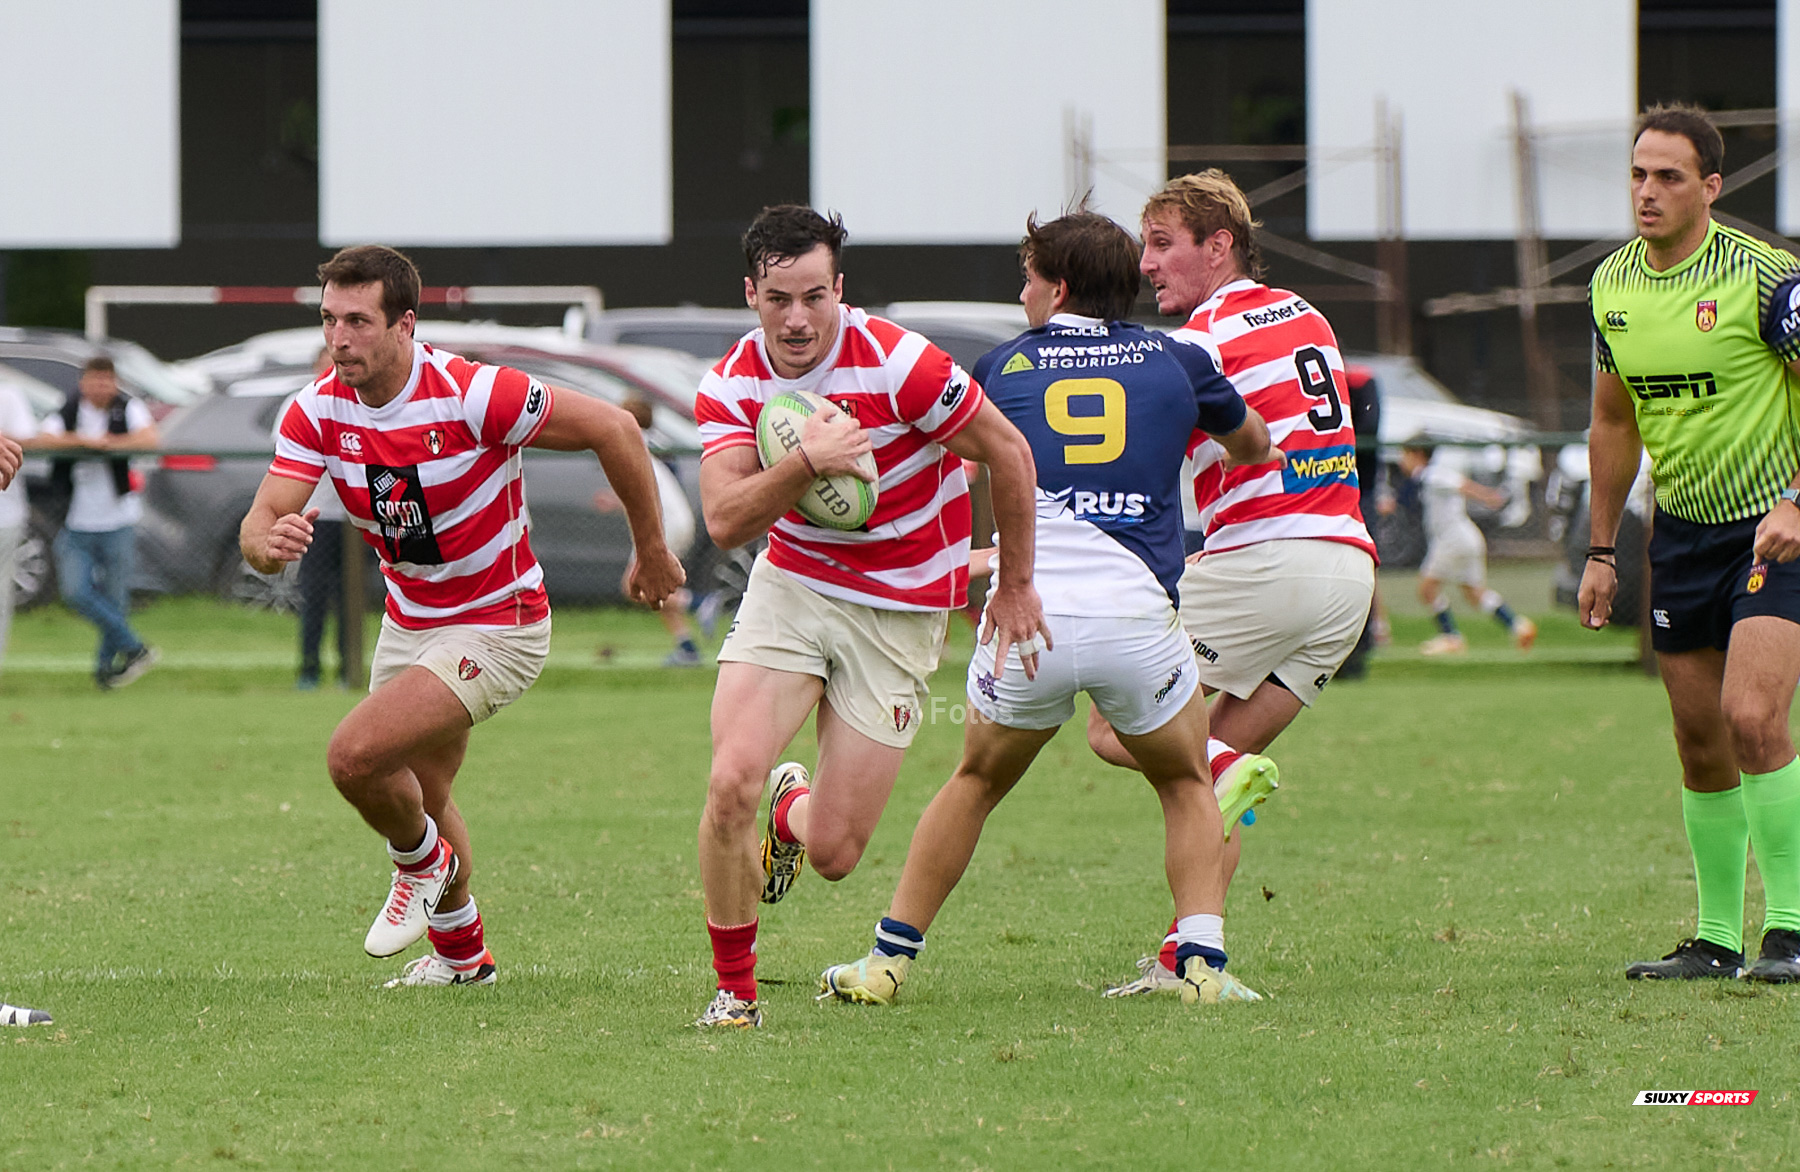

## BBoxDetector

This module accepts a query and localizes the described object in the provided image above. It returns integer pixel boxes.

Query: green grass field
[2,591,1795,1168]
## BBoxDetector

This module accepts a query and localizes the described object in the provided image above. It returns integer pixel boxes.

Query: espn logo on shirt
[1632,1090,1758,1106]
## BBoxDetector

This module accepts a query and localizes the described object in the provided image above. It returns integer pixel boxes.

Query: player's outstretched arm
[1581,370,1642,629]
[532,388,686,608]
[0,430,20,490]
[1212,407,1283,470]
[698,403,870,550]
[945,399,1048,679]
[240,473,320,574]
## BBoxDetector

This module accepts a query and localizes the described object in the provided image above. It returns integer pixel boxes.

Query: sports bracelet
[796,445,817,476]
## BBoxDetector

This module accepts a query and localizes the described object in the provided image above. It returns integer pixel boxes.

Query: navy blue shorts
[1647,511,1800,653]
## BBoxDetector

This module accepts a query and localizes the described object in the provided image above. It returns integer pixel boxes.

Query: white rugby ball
[755,389,879,530]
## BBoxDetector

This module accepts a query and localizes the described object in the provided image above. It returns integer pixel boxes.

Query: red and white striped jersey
[695,305,983,611]
[1175,280,1375,559]
[270,342,553,630]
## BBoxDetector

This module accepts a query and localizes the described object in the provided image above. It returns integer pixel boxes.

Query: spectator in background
[282,349,354,689]
[595,392,703,665]
[0,378,36,671]
[34,357,160,689]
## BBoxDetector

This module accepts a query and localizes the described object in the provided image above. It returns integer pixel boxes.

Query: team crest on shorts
[893,704,915,734]
[458,656,483,681]
[424,428,444,455]
[1696,300,1718,332]
[1154,666,1184,703]
[1748,562,1768,594]
[974,671,998,702]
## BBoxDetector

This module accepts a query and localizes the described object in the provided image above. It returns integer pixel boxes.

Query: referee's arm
[1579,371,1641,630]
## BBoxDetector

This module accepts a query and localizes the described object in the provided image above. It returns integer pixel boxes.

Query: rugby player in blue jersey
[818,211,1281,1007]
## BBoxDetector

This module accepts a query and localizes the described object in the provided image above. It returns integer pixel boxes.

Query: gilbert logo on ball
[755,389,879,530]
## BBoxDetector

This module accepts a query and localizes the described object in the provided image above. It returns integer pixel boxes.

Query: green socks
[1743,757,1800,935]
[1683,786,1748,953]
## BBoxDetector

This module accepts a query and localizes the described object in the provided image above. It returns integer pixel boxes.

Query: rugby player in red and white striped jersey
[691,206,1047,1029]
[241,246,685,988]
[1088,173,1378,996]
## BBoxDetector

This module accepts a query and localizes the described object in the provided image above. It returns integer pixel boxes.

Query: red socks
[709,919,758,1000]
[773,785,808,845]
[429,909,486,966]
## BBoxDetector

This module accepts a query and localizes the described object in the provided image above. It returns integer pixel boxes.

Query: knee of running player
[1722,691,1796,773]
[701,752,767,836]
[807,828,870,882]
[326,725,392,798]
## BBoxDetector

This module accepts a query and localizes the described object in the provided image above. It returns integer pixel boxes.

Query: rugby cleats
[1102,955,1184,998]
[1744,928,1800,984]
[1419,634,1468,656]
[383,949,496,987]
[817,952,911,1005]
[1178,958,1263,1004]
[1512,616,1538,651]
[694,989,763,1028]
[1624,937,1744,980]
[1215,752,1279,842]
[365,839,457,958]
[0,1003,50,1026]
[759,762,809,905]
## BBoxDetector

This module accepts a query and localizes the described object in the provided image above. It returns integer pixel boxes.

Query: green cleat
[760,762,809,904]
[1215,752,1279,842]
[1179,958,1263,1004]
[818,952,911,1005]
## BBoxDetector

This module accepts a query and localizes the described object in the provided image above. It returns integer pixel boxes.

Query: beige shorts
[1420,525,1487,588]
[718,553,948,748]
[1178,539,1375,707]
[369,615,551,724]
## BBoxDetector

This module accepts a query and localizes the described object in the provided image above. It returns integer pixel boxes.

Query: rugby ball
[755,389,879,530]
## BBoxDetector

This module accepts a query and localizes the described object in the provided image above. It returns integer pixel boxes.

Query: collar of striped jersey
[352,341,426,412]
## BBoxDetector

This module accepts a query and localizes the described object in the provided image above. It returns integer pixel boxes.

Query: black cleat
[1744,928,1800,984]
[1625,937,1743,980]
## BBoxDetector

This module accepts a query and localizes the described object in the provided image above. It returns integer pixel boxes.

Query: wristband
[1585,545,1615,557]
[796,445,817,477]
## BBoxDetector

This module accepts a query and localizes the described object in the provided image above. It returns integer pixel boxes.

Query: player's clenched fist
[625,544,687,610]
[798,401,875,481]
[260,507,321,566]
[0,431,21,491]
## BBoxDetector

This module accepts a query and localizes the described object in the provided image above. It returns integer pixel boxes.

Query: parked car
[139,329,707,609]
[584,301,1034,374]
[586,306,756,369]
[0,327,205,421]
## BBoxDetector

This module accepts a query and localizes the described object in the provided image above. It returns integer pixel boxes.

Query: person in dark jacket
[35,357,160,688]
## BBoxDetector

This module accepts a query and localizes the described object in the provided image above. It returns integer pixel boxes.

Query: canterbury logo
[1603,310,1628,331]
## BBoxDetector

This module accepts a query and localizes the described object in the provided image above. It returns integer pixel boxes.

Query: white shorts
[369,615,551,724]
[966,611,1200,737]
[1178,539,1375,707]
[1420,524,1487,588]
[718,553,948,748]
